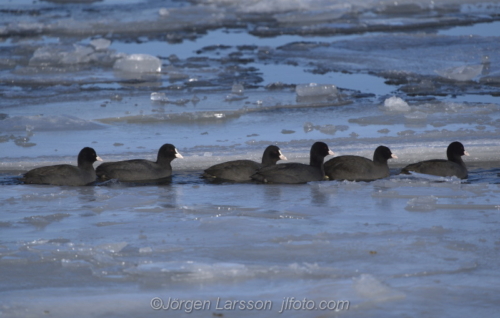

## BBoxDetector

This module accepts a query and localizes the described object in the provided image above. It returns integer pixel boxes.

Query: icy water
[1,0,500,317]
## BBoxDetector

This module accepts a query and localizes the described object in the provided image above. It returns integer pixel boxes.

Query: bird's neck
[373,156,387,165]
[156,157,172,168]
[310,156,324,170]
[449,155,465,167]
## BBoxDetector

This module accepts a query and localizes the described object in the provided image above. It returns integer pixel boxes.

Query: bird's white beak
[279,150,287,161]
[175,148,184,159]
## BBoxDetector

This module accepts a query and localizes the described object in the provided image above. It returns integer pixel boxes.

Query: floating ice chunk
[296,83,338,97]
[113,54,161,73]
[231,83,244,94]
[435,64,483,81]
[90,38,111,51]
[151,92,168,102]
[384,96,410,112]
[30,44,94,66]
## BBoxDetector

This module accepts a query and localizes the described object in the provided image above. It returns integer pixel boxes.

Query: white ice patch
[383,96,411,111]
[113,54,162,73]
[29,44,95,66]
[150,92,169,102]
[90,38,111,51]
[353,274,405,302]
[159,7,170,16]
[436,64,483,81]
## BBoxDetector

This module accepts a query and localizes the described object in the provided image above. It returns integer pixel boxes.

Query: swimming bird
[251,142,334,184]
[96,143,183,182]
[400,141,469,179]
[23,147,102,186]
[203,145,287,182]
[325,146,397,181]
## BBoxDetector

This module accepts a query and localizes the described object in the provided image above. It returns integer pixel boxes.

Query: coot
[400,141,469,179]
[325,146,397,181]
[96,143,183,181]
[23,147,102,186]
[203,145,287,182]
[251,142,334,184]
